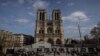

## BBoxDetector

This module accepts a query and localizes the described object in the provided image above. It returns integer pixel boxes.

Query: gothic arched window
[40,12,45,21]
[55,12,60,20]
[47,27,52,33]
[55,30,60,34]
[39,29,44,34]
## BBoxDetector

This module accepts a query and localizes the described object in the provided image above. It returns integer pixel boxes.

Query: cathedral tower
[35,9,64,45]
[35,9,47,42]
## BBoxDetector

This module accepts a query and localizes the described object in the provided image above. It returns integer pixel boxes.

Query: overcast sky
[0,0,100,39]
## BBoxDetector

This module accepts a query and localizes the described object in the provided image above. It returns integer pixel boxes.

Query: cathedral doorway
[56,39,62,45]
[47,38,54,45]
[0,45,2,56]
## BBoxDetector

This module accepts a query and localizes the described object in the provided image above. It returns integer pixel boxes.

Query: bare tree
[90,23,100,44]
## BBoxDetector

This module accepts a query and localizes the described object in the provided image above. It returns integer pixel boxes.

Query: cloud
[15,18,30,24]
[1,0,25,7]
[62,11,89,22]
[64,25,79,38]
[0,24,8,30]
[57,1,61,4]
[64,25,77,30]
[18,0,25,4]
[64,25,78,34]
[1,3,8,6]
[67,3,74,6]
[33,0,49,9]
[64,25,94,38]
[1,2,11,6]
[28,12,35,16]
[27,7,31,10]
[65,25,92,33]
[81,27,91,33]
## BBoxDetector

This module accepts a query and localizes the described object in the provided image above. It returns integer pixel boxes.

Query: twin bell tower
[35,9,64,45]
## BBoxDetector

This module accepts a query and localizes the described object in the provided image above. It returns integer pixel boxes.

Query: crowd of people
[5,47,98,56]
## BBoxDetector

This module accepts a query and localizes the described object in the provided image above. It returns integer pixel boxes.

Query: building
[0,30,29,54]
[14,34,24,47]
[22,34,34,45]
[35,9,64,45]
[0,30,15,54]
[14,34,34,48]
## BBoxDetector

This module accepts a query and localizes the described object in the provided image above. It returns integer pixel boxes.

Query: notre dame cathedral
[35,9,64,45]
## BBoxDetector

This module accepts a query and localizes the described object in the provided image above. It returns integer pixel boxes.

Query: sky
[0,0,100,39]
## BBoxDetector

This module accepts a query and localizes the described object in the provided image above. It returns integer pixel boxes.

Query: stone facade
[35,9,64,45]
[0,30,15,48]
[14,34,24,47]
[0,30,25,53]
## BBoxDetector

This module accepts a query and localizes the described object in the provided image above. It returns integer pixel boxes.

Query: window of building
[39,29,44,34]
[55,30,60,34]
[55,12,60,20]
[47,27,52,33]
[39,12,45,21]
[47,22,52,25]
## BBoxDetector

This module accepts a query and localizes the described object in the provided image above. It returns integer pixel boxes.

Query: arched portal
[47,38,54,45]
[56,39,62,45]
[39,39,44,42]
[0,45,2,56]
